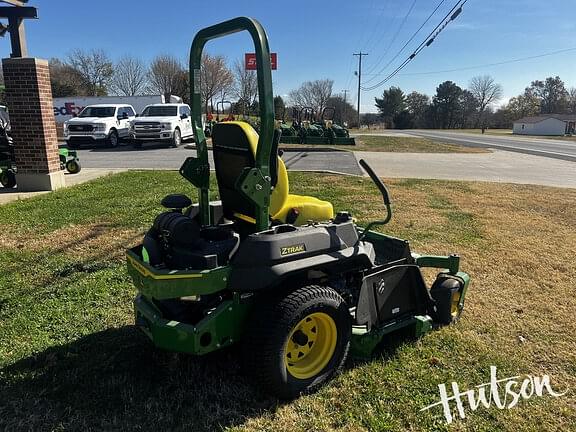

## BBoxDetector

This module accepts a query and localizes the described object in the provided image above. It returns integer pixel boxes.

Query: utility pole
[353,52,368,128]
[341,89,349,124]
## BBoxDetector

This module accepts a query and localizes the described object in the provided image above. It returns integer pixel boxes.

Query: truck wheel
[65,159,81,174]
[243,285,351,399]
[0,169,16,188]
[170,128,181,148]
[107,130,119,148]
[132,140,143,149]
[430,275,464,325]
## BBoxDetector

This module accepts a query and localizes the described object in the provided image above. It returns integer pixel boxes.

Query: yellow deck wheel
[451,291,461,317]
[284,312,338,380]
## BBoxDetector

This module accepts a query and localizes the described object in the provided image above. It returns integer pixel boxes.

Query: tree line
[47,48,359,125]
[371,75,576,129]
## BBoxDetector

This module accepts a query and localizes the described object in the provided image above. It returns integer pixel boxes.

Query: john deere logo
[280,244,306,256]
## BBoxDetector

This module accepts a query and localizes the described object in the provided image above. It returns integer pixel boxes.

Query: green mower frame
[127,17,470,399]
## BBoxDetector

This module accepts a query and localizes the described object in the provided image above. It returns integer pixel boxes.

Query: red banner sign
[245,53,277,70]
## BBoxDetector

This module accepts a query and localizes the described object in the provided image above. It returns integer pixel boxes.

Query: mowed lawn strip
[352,135,490,153]
[0,171,574,431]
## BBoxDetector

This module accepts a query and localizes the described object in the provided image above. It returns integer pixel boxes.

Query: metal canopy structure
[0,0,37,57]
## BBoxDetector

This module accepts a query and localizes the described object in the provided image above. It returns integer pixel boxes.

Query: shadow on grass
[0,326,277,431]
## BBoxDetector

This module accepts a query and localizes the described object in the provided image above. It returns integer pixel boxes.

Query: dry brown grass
[1,171,575,431]
[0,222,143,262]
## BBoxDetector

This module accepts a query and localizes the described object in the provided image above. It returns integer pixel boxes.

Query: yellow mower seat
[211,121,334,226]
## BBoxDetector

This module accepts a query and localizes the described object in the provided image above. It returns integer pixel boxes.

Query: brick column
[2,57,64,191]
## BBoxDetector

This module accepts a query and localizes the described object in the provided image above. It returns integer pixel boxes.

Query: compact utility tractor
[299,107,331,145]
[276,106,301,144]
[126,17,470,399]
[321,107,356,146]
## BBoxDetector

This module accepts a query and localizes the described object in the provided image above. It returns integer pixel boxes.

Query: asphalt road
[75,143,363,175]
[384,130,576,162]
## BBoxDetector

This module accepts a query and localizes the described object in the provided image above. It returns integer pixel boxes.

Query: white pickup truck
[130,103,194,148]
[63,104,136,148]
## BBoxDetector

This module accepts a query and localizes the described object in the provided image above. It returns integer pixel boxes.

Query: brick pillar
[2,57,64,191]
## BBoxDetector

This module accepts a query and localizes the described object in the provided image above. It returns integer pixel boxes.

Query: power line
[362,0,448,84]
[393,47,576,76]
[361,0,468,91]
[363,0,419,78]
[359,0,391,52]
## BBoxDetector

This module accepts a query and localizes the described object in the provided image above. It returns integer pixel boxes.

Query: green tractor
[276,106,301,144]
[321,107,356,145]
[126,17,470,399]
[299,107,331,145]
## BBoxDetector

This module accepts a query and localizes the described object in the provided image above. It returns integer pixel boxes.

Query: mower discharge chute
[126,17,470,399]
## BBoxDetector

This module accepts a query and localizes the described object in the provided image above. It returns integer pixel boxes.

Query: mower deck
[128,228,470,359]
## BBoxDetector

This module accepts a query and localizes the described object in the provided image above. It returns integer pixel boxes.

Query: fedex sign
[245,53,277,70]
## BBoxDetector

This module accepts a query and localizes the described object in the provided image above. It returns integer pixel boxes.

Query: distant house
[513,114,576,136]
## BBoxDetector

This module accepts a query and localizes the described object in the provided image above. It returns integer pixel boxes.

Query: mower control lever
[356,159,393,245]
[359,159,390,205]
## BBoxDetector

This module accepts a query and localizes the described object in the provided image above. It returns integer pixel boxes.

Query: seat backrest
[211,121,288,222]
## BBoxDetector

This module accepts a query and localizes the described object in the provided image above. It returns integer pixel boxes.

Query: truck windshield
[141,106,178,117]
[78,107,116,118]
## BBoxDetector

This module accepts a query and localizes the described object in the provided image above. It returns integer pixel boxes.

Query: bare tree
[110,55,148,96]
[49,58,88,97]
[232,59,258,117]
[148,54,184,101]
[468,75,503,126]
[67,49,113,96]
[568,87,576,114]
[201,54,234,114]
[289,79,333,116]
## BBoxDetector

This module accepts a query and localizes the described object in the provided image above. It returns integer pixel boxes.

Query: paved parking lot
[75,143,364,175]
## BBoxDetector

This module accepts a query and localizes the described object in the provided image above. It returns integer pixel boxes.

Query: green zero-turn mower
[0,130,81,188]
[126,17,470,399]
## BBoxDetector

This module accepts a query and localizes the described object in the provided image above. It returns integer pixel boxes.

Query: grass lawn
[1,171,575,431]
[278,136,490,153]
[352,136,489,153]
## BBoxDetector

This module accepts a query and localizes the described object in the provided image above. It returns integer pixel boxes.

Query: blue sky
[3,0,575,112]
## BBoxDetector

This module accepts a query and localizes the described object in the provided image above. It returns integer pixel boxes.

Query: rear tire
[0,169,16,188]
[243,285,351,399]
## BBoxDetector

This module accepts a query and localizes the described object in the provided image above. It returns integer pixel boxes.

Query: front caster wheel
[430,274,464,325]
[243,285,351,399]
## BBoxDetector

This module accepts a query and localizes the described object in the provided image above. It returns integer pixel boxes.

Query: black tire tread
[243,285,350,399]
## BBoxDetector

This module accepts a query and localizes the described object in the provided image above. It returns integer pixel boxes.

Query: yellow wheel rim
[451,291,461,317]
[284,312,337,380]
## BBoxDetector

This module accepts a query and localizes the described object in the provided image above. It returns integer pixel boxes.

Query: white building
[513,114,576,136]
